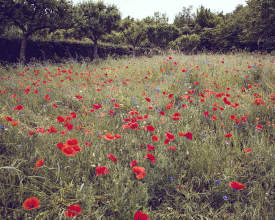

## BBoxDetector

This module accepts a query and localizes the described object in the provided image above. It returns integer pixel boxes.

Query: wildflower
[147,144,155,151]
[256,124,263,130]
[22,197,40,210]
[107,153,117,163]
[95,166,109,176]
[130,160,138,167]
[133,210,149,220]
[144,153,156,162]
[243,148,252,154]
[183,132,193,140]
[152,135,159,142]
[146,125,155,132]
[34,158,44,171]
[223,196,228,200]
[132,166,146,179]
[64,204,81,218]
[14,105,24,111]
[225,133,232,138]
[45,94,50,101]
[229,181,246,190]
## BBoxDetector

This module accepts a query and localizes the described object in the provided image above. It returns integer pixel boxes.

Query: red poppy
[75,95,83,100]
[45,94,50,101]
[229,181,246,190]
[14,105,24,111]
[225,133,232,138]
[146,125,155,132]
[212,115,218,120]
[4,116,13,121]
[145,97,151,102]
[34,158,44,171]
[203,112,209,117]
[130,160,138,167]
[22,197,40,210]
[183,132,193,140]
[10,121,19,126]
[64,204,81,218]
[95,166,109,176]
[107,153,117,163]
[133,210,149,220]
[132,166,146,179]
[165,132,174,141]
[57,116,65,123]
[256,124,263,130]
[147,144,155,151]
[243,148,252,154]
[152,135,159,142]
[66,138,78,146]
[144,153,156,162]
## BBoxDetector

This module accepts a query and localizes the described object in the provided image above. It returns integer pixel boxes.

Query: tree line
[0,0,274,63]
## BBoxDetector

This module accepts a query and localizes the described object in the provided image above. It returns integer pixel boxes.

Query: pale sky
[72,0,247,23]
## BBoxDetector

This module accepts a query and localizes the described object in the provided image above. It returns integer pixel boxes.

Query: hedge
[0,38,152,63]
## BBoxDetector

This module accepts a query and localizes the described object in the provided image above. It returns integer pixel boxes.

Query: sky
[72,0,247,23]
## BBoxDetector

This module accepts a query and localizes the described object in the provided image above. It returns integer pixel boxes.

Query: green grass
[0,53,274,219]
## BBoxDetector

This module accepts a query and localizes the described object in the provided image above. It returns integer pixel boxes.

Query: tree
[0,0,72,63]
[120,18,147,56]
[147,24,180,49]
[244,0,275,50]
[195,6,218,29]
[173,6,195,29]
[73,1,121,59]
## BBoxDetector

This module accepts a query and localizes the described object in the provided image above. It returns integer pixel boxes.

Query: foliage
[73,1,121,58]
[169,34,200,53]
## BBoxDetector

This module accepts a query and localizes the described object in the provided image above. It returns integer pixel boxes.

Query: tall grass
[0,53,274,219]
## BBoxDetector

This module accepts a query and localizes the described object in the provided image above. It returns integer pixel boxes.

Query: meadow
[0,53,274,219]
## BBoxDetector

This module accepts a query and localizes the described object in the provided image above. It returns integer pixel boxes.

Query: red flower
[203,112,209,117]
[14,105,24,111]
[165,132,174,141]
[146,125,155,132]
[22,197,40,210]
[152,135,159,142]
[5,116,13,121]
[45,94,50,101]
[66,138,78,146]
[229,182,246,190]
[107,153,117,163]
[64,204,81,218]
[144,153,156,162]
[183,132,193,140]
[225,133,232,138]
[147,144,155,151]
[256,124,263,130]
[57,116,65,123]
[34,158,44,171]
[61,145,78,156]
[75,95,83,100]
[133,210,149,220]
[95,166,109,176]
[130,160,138,167]
[132,166,146,179]
[145,97,151,102]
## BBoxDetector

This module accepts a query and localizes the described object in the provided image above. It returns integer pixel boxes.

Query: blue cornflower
[223,196,228,201]
[216,180,221,184]
[0,126,5,130]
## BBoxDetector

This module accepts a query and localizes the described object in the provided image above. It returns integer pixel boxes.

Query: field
[0,53,274,219]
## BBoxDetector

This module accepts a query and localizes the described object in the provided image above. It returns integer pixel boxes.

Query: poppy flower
[107,153,117,163]
[165,132,174,141]
[133,210,149,220]
[10,121,19,126]
[66,138,78,146]
[22,197,40,210]
[34,158,44,171]
[145,97,151,102]
[146,125,155,132]
[132,166,146,179]
[183,132,193,140]
[75,95,83,100]
[144,153,156,162]
[225,133,232,138]
[152,135,159,142]
[130,160,138,167]
[229,181,246,190]
[14,105,24,111]
[61,145,77,156]
[45,94,50,101]
[57,116,65,123]
[243,148,252,154]
[256,124,263,130]
[95,166,109,176]
[4,116,13,121]
[147,144,155,151]
[64,204,81,218]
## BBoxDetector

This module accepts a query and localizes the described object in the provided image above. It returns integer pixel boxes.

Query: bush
[169,34,200,53]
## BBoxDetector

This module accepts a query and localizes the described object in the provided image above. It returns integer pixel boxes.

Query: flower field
[0,54,274,219]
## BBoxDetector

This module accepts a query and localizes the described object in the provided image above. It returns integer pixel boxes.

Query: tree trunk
[20,33,28,64]
[93,41,99,59]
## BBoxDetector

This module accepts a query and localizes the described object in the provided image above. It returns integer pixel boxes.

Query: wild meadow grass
[0,53,274,219]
